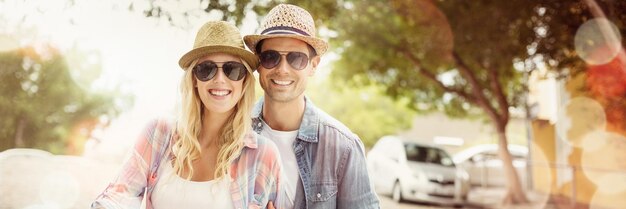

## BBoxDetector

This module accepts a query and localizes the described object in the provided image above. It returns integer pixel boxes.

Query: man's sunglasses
[259,50,310,70]
[193,61,247,81]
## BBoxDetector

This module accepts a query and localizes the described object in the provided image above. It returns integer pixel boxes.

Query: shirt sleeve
[91,120,168,209]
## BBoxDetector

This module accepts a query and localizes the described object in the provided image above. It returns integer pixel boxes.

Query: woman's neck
[198,108,233,148]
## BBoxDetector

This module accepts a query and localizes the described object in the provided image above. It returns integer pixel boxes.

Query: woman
[92,21,283,209]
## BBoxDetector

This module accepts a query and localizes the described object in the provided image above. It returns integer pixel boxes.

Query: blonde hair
[172,57,255,180]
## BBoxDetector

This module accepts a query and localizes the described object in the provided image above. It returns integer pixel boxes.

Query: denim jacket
[252,97,380,209]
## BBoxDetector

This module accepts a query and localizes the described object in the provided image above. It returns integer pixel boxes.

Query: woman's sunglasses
[259,50,310,70]
[193,61,247,81]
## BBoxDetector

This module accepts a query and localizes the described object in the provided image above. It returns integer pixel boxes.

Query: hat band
[261,26,310,36]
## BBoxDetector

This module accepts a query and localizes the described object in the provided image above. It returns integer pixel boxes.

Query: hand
[267,201,275,209]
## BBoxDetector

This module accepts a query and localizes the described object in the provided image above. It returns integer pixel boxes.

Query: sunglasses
[259,50,310,70]
[193,61,247,82]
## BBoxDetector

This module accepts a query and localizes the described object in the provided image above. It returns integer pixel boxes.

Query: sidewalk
[465,187,558,209]
[0,149,120,209]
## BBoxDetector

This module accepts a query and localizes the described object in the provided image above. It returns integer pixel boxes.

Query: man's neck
[262,95,306,131]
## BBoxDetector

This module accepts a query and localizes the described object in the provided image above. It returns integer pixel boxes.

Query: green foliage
[327,0,528,118]
[308,75,415,147]
[0,46,132,154]
[325,0,625,120]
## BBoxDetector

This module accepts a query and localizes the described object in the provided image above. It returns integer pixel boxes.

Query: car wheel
[392,181,403,203]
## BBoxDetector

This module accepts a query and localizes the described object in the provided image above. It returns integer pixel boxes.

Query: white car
[367,136,470,206]
[453,144,528,188]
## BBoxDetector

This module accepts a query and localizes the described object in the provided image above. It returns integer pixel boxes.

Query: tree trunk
[495,122,529,204]
[14,117,26,148]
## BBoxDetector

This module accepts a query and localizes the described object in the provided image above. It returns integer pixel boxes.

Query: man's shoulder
[312,107,361,146]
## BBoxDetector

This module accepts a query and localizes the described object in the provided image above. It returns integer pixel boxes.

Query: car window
[405,144,455,167]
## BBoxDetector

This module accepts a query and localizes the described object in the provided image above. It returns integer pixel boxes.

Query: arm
[337,137,380,209]
[91,120,166,209]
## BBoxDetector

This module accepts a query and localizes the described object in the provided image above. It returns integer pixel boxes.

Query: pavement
[0,148,120,209]
[0,148,559,209]
[379,186,559,209]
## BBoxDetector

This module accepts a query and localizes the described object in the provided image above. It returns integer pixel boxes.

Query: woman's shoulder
[140,118,175,147]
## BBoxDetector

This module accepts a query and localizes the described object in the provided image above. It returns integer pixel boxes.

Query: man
[244,4,380,209]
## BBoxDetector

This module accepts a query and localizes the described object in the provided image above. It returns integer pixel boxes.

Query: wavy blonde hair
[172,57,255,180]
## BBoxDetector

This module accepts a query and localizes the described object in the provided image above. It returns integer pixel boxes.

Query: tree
[328,0,533,203]
[0,44,132,154]
[326,0,626,204]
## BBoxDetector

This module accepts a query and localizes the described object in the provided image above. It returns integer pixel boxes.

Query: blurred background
[0,0,625,209]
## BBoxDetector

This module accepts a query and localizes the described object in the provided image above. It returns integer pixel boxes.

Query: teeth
[209,89,231,96]
[272,80,293,85]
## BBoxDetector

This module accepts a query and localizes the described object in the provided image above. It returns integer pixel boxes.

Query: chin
[205,104,237,114]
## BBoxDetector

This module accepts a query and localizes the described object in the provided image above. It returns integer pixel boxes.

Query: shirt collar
[252,96,320,143]
[242,131,258,149]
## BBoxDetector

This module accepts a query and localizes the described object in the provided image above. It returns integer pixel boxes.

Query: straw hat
[244,4,328,55]
[179,21,259,70]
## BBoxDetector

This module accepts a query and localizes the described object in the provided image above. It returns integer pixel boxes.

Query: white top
[260,122,299,206]
[151,160,234,209]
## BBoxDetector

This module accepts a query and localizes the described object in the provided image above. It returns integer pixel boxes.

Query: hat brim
[244,34,328,56]
[178,45,260,70]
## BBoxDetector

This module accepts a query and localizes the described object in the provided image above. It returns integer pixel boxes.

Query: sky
[2,0,192,150]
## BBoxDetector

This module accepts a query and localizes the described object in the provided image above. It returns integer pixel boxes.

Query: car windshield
[405,144,455,167]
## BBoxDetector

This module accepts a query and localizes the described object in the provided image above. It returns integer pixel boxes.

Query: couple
[91,4,379,209]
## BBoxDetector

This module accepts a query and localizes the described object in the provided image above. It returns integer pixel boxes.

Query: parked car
[453,144,528,188]
[367,136,470,206]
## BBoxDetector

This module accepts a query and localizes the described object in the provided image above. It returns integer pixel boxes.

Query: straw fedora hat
[244,4,328,56]
[179,21,259,70]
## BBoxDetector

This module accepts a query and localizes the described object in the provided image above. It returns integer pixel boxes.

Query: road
[378,194,478,209]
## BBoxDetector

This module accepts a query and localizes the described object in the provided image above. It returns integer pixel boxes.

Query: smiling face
[257,37,320,103]
[195,53,246,115]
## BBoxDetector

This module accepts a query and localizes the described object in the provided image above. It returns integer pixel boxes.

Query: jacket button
[317,193,321,198]
[257,123,262,127]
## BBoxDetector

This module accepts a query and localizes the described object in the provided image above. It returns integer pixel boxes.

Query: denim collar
[252,96,319,143]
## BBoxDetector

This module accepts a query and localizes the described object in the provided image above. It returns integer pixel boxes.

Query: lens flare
[557,97,606,147]
[581,131,626,194]
[589,187,626,209]
[574,18,622,65]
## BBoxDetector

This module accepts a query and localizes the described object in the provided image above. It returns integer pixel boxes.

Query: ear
[308,56,321,76]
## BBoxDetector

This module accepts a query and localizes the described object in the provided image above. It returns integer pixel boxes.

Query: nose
[274,54,291,74]
[212,67,227,83]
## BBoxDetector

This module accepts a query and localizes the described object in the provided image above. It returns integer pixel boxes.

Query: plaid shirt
[91,119,285,209]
